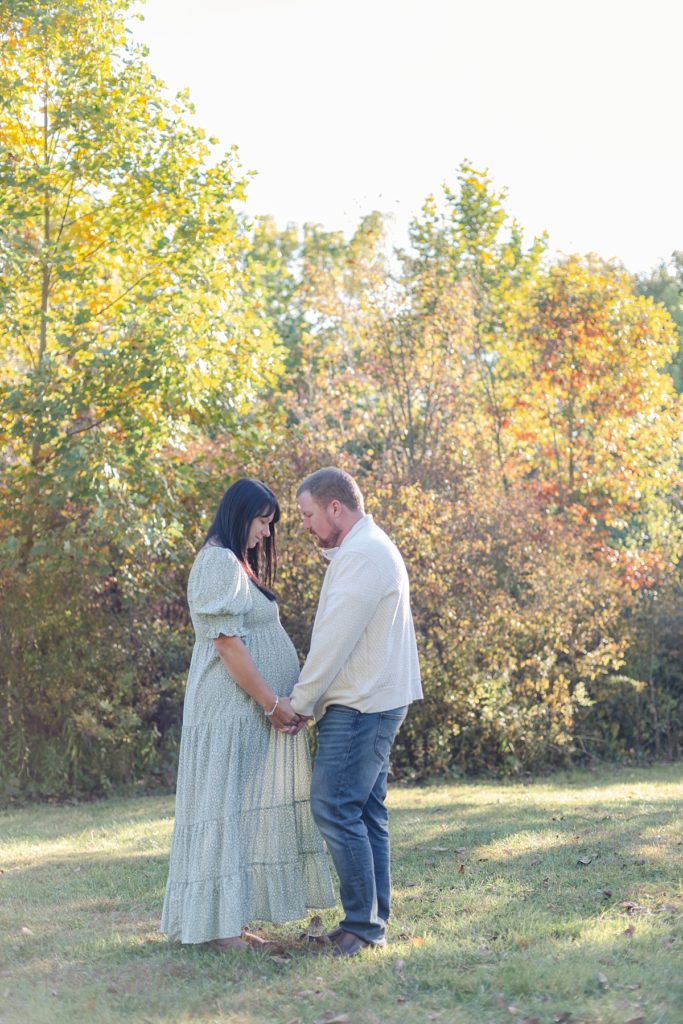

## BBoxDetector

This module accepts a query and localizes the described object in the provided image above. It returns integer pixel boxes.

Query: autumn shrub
[0,545,191,801]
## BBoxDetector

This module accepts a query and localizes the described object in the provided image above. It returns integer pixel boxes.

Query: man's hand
[289,714,311,735]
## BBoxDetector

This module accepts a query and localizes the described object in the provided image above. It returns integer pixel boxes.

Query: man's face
[297,490,341,549]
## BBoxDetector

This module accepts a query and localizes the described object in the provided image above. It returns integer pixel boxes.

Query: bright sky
[133,0,683,275]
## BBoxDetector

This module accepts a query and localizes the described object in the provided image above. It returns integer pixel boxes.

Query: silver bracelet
[264,695,279,717]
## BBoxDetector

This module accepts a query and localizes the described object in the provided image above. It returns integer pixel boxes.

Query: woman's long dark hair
[204,478,280,600]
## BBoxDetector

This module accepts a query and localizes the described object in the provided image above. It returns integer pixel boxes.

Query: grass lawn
[1,763,682,1024]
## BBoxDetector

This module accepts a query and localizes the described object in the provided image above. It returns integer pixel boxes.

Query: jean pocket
[374,707,407,759]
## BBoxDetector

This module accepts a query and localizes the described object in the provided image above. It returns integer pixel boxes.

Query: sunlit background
[134,0,683,273]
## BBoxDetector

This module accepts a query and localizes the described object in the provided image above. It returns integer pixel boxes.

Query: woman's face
[246,511,275,550]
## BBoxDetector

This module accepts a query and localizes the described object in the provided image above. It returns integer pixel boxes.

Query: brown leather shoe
[331,929,371,957]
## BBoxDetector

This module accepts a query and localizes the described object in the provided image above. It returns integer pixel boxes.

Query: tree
[636,252,683,392]
[507,256,681,530]
[0,0,276,795]
[405,162,546,489]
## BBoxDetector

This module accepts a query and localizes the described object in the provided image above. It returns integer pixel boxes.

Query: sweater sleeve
[289,551,387,716]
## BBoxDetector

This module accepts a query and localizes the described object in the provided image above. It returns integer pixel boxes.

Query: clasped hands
[269,696,310,735]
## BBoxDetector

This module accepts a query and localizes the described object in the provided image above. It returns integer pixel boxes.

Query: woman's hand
[270,696,300,733]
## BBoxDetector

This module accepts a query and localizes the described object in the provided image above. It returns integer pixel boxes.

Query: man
[280,467,422,957]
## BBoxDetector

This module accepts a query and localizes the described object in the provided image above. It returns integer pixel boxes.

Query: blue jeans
[311,703,408,945]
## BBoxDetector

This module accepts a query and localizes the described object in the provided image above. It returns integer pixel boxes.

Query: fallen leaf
[660,903,677,913]
[20,926,34,936]
[411,936,425,946]
[427,1014,442,1021]
[428,846,449,852]
[300,915,326,939]
[623,925,636,938]
[622,901,644,914]
[624,983,641,990]
[597,971,609,989]
[577,856,592,866]
[552,1014,573,1023]
[599,889,612,899]
[478,944,493,955]
[270,955,291,964]
[397,996,407,1003]
[507,1006,519,1015]
[458,863,465,873]
[625,1018,646,1024]
[530,857,542,866]
[425,859,436,867]
[295,990,317,999]
[520,1018,540,1024]
[405,881,418,887]
[313,1015,350,1024]
[494,993,507,1008]
[2,990,11,998]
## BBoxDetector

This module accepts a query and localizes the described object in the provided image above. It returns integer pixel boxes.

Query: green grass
[1,764,682,1024]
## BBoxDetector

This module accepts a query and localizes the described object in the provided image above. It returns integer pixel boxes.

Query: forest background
[1,0,682,801]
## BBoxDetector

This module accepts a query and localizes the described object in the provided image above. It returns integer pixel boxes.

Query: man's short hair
[297,467,364,513]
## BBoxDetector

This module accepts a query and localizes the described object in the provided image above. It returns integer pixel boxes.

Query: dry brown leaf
[622,900,644,913]
[458,863,465,874]
[20,926,33,936]
[300,915,326,939]
[623,924,636,938]
[577,856,592,866]
[597,972,609,989]
[411,936,425,946]
[494,993,507,1008]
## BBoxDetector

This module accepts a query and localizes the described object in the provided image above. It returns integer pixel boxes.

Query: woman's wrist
[263,694,279,716]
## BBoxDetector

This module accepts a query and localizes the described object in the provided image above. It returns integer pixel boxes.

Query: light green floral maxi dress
[160,544,334,944]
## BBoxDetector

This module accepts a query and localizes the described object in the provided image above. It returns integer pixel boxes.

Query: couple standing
[160,467,422,956]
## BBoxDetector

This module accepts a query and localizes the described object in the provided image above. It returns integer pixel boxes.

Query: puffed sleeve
[187,546,253,641]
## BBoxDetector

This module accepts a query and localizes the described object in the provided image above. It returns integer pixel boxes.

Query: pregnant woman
[160,478,333,949]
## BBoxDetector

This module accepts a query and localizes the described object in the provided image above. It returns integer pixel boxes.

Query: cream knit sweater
[289,515,423,721]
